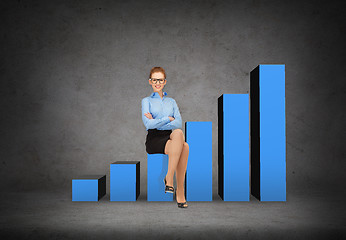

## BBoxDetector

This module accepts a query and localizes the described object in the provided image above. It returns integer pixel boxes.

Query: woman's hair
[149,67,166,79]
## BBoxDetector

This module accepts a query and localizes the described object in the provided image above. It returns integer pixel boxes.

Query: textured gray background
[1,0,345,194]
[1,0,346,238]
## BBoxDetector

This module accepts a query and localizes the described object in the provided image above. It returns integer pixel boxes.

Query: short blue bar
[250,64,286,201]
[221,94,250,201]
[110,161,140,201]
[147,154,173,201]
[185,121,212,201]
[72,175,106,201]
[72,180,98,201]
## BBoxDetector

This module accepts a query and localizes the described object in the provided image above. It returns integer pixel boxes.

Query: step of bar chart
[218,94,250,201]
[147,153,173,201]
[250,64,286,201]
[185,121,213,201]
[110,161,140,201]
[72,175,106,201]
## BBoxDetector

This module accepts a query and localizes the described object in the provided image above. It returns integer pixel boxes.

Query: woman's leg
[164,129,184,187]
[175,142,189,203]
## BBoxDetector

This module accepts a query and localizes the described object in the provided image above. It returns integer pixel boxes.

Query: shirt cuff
[162,116,170,124]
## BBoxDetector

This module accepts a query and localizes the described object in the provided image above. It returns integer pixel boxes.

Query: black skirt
[145,129,172,154]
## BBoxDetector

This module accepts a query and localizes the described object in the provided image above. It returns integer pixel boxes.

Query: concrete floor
[0,190,345,240]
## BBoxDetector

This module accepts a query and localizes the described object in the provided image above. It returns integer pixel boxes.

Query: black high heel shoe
[163,177,174,193]
[177,201,188,208]
[176,188,188,208]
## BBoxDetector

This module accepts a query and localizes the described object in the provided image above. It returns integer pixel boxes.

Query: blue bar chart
[147,154,173,201]
[185,121,212,201]
[71,64,286,203]
[110,161,140,201]
[218,94,250,201]
[72,175,106,201]
[250,64,286,201]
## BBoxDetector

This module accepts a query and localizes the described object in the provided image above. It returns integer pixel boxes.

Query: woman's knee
[170,129,184,141]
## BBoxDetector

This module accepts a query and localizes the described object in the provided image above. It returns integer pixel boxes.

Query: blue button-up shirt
[141,91,182,131]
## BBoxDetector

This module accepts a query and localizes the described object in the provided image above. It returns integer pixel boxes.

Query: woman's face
[149,71,166,92]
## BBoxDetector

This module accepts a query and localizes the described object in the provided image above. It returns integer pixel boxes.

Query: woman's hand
[168,116,175,121]
[144,112,153,119]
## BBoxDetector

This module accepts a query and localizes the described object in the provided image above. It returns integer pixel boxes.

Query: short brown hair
[149,67,166,79]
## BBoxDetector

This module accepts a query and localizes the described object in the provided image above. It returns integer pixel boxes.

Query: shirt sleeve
[142,98,170,130]
[161,99,182,129]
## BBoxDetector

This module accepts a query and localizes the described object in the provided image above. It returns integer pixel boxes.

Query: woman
[141,66,189,208]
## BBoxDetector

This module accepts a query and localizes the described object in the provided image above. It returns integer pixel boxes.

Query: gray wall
[1,0,345,195]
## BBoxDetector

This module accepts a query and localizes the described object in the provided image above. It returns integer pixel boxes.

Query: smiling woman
[141,66,189,208]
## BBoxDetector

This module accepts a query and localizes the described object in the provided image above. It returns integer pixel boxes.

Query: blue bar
[185,121,212,201]
[147,154,173,201]
[72,175,106,201]
[250,64,286,201]
[219,94,249,201]
[110,161,140,201]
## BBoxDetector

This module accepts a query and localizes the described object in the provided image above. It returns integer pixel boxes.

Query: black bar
[218,95,224,200]
[250,66,261,200]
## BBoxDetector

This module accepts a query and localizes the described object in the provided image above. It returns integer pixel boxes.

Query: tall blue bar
[147,154,173,201]
[110,161,140,201]
[72,175,106,201]
[250,64,286,201]
[218,94,249,201]
[185,121,212,201]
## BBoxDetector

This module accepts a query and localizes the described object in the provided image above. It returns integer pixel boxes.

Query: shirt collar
[150,91,167,98]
